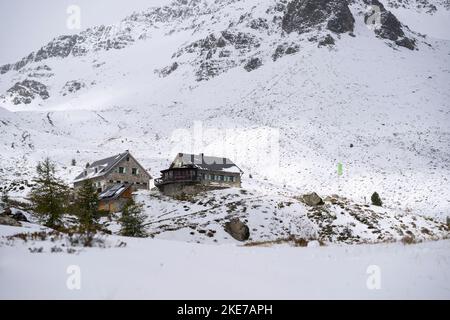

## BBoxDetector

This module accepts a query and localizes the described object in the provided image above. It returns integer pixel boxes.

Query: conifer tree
[118,199,148,237]
[28,158,69,228]
[75,180,101,233]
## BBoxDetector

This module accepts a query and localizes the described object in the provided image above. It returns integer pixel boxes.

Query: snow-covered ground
[1,223,449,299]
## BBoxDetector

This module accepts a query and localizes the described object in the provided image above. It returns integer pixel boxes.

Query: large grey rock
[224,218,250,241]
[302,192,324,206]
[0,215,21,227]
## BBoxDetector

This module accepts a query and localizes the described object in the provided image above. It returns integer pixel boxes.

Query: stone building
[73,151,152,193]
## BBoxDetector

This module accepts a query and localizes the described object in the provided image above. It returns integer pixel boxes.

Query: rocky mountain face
[0,0,427,104]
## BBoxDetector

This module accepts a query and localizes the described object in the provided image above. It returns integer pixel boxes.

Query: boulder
[0,215,21,227]
[302,192,324,206]
[224,218,250,241]
[12,211,28,222]
[2,207,12,216]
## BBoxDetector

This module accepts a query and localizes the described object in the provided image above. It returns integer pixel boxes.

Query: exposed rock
[157,62,179,77]
[61,80,86,96]
[302,192,324,206]
[282,0,354,34]
[364,0,416,50]
[272,43,300,61]
[244,57,262,72]
[395,37,416,50]
[0,215,21,227]
[6,79,49,105]
[249,18,269,30]
[2,207,12,216]
[318,34,335,47]
[12,211,28,222]
[34,35,79,62]
[224,218,250,241]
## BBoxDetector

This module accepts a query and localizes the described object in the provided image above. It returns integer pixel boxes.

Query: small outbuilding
[98,183,132,213]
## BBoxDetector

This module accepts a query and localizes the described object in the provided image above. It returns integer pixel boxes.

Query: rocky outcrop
[364,0,416,50]
[175,30,260,81]
[244,57,262,72]
[157,62,179,77]
[224,218,250,241]
[272,43,300,61]
[6,80,49,105]
[282,0,355,34]
[61,80,86,96]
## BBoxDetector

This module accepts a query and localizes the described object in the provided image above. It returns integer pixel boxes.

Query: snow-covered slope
[1,223,449,299]
[0,0,449,227]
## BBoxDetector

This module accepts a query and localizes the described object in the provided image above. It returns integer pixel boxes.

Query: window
[119,167,125,174]
[230,176,235,182]
[132,168,138,175]
[94,168,98,174]
[126,156,130,161]
[219,175,224,181]
[143,182,147,186]
[136,182,140,185]
[84,171,87,176]
[109,180,113,183]
[116,180,121,183]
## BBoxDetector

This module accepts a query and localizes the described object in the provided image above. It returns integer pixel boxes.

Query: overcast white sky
[0,0,169,65]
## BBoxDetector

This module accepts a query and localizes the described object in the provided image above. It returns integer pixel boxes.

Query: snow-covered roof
[98,183,131,201]
[74,151,129,182]
[169,153,243,174]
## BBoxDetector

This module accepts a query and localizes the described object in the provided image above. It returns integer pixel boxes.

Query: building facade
[73,151,152,193]
[155,153,243,196]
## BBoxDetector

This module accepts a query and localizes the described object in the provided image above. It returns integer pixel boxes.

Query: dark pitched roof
[98,183,131,201]
[168,153,243,173]
[74,151,129,182]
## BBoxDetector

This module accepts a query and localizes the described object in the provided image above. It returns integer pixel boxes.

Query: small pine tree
[371,192,382,207]
[28,158,69,228]
[118,199,148,237]
[71,159,76,166]
[1,189,9,205]
[75,180,101,233]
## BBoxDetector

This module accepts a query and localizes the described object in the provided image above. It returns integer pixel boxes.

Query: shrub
[401,235,415,245]
[371,192,383,207]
